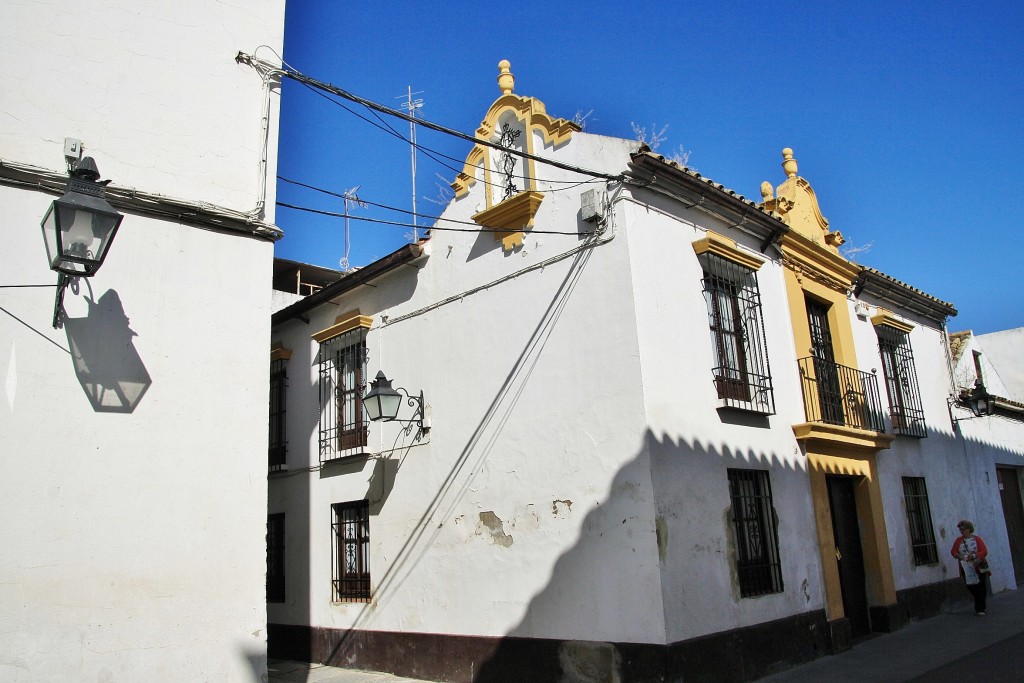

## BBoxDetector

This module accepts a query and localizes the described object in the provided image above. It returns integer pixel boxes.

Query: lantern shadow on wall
[63,289,151,413]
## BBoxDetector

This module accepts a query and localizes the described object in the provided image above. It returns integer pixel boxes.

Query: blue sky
[275,1,1023,334]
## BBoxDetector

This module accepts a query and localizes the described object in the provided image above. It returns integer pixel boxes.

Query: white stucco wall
[270,131,680,644]
[0,1,283,680]
[842,303,965,592]
[0,0,281,216]
[268,112,1024,665]
[269,129,834,650]
[977,328,1024,402]
[624,193,824,642]
[945,332,1024,592]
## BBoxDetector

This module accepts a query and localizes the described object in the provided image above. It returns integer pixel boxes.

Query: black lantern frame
[41,157,123,328]
[363,371,427,434]
[966,379,995,418]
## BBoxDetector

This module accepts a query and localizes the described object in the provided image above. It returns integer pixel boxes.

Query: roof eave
[854,269,957,324]
[271,242,427,327]
[626,151,789,249]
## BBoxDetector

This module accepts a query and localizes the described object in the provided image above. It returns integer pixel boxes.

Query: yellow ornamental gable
[452,60,580,252]
[762,148,860,294]
[762,148,846,254]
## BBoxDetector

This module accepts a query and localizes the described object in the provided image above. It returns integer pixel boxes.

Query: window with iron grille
[269,358,287,470]
[267,513,285,603]
[727,469,784,597]
[902,477,938,565]
[877,326,926,437]
[318,328,368,461]
[332,500,370,602]
[701,255,775,414]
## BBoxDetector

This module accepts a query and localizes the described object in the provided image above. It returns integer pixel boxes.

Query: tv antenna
[398,87,424,242]
[339,185,366,272]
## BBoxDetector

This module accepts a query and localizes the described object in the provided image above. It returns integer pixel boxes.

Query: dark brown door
[827,475,871,638]
[997,467,1024,584]
[807,298,844,425]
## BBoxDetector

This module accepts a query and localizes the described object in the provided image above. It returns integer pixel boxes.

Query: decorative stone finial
[782,148,798,178]
[760,181,774,200]
[497,60,514,95]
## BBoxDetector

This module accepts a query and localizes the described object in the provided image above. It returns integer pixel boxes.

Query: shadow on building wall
[267,229,1024,683]
[63,288,151,413]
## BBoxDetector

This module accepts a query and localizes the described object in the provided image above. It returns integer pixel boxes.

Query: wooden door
[807,298,844,425]
[827,475,871,638]
[997,467,1024,585]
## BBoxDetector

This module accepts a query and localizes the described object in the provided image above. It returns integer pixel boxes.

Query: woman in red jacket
[951,519,989,615]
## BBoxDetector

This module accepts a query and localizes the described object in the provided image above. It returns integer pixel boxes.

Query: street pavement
[758,587,1024,682]
[268,659,435,683]
[270,588,1024,682]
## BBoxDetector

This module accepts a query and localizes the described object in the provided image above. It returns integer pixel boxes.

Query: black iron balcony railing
[797,357,886,433]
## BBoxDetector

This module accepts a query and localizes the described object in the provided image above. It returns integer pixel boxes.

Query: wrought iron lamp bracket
[390,387,427,437]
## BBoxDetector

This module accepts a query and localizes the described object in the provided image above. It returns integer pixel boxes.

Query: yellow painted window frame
[692,231,765,271]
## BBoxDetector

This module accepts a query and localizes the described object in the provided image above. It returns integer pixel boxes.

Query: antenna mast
[399,87,424,242]
[340,185,365,272]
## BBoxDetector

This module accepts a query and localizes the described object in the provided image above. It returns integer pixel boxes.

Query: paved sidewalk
[268,659,437,683]
[758,587,1024,682]
[270,589,1024,683]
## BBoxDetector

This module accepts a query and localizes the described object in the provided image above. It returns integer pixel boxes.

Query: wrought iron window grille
[317,329,369,463]
[332,500,371,602]
[727,469,784,597]
[269,358,288,471]
[902,477,939,565]
[497,122,522,201]
[877,326,927,438]
[266,513,286,603]
[700,255,776,415]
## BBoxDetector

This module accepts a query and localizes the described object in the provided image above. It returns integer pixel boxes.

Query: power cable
[235,52,623,183]
[275,201,590,237]
[294,81,604,194]
[279,175,595,231]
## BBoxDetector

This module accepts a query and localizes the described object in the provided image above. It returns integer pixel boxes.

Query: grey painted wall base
[269,581,970,682]
[271,611,829,683]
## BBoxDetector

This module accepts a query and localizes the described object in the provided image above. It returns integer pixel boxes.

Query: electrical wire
[294,81,605,195]
[279,175,597,232]
[235,52,624,183]
[276,201,590,237]
[0,157,281,239]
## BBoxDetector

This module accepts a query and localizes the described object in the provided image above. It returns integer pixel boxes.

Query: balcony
[797,356,887,433]
[794,357,893,454]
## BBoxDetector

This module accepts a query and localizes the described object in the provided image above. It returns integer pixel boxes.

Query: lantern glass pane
[379,392,402,420]
[364,394,382,421]
[60,205,99,260]
[40,202,60,268]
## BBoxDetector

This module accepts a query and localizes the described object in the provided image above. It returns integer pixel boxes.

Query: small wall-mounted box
[581,189,603,223]
[64,137,82,162]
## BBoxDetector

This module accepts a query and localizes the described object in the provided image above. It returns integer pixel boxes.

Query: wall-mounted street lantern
[363,371,427,433]
[966,379,995,418]
[41,157,123,327]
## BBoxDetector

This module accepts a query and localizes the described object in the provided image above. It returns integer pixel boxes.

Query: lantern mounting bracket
[363,370,428,437]
[53,274,70,329]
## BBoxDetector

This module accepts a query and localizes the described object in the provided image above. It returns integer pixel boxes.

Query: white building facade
[267,62,1024,681]
[945,329,1024,589]
[0,2,285,681]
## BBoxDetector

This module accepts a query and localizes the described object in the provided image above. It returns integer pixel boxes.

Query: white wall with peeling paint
[624,195,825,643]
[270,129,679,644]
[0,1,284,681]
[268,87,1024,678]
[269,121,832,650]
